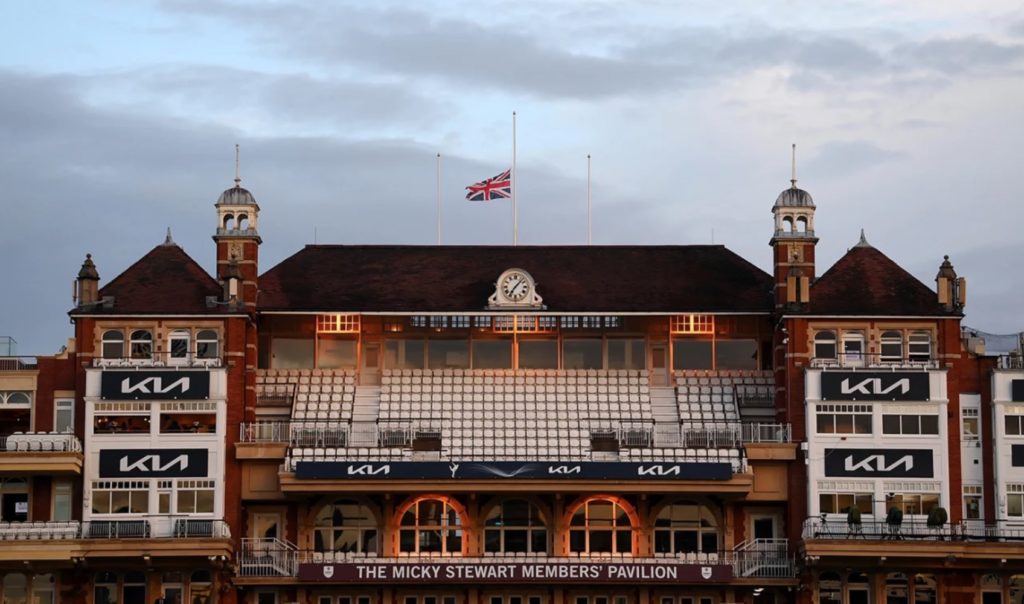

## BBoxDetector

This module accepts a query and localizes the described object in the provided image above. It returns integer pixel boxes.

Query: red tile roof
[257,245,773,313]
[809,245,952,316]
[74,244,223,315]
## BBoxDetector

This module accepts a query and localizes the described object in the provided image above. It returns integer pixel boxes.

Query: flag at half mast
[465,169,512,201]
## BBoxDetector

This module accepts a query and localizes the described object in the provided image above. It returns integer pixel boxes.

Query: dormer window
[102,330,124,359]
[129,330,153,360]
[814,331,837,360]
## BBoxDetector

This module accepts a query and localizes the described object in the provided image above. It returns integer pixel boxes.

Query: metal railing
[0,356,38,371]
[93,352,222,368]
[733,386,774,408]
[79,517,230,540]
[740,423,791,443]
[0,432,82,453]
[810,353,939,370]
[802,517,1024,542]
[998,354,1024,370]
[236,538,795,579]
[256,383,296,407]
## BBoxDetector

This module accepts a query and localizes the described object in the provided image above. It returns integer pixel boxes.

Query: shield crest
[700,566,713,580]
[323,565,335,579]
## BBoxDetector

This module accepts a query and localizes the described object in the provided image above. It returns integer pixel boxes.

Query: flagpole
[587,154,592,245]
[436,153,442,245]
[512,111,518,246]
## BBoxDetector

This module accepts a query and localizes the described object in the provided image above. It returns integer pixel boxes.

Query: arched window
[653,501,719,555]
[880,330,903,362]
[196,330,219,359]
[909,331,931,362]
[814,331,837,360]
[4,392,31,406]
[783,216,795,232]
[399,499,462,556]
[569,499,633,556]
[169,329,190,364]
[102,330,124,359]
[129,330,152,360]
[314,499,378,554]
[796,216,808,233]
[841,331,865,367]
[484,499,547,555]
[222,214,234,230]
[237,214,249,230]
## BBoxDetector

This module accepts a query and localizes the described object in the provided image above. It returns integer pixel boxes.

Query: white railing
[732,538,792,578]
[804,517,1024,542]
[810,354,939,370]
[93,353,222,368]
[0,521,80,540]
[0,432,82,453]
[998,354,1023,370]
[239,537,299,577]
[0,356,38,371]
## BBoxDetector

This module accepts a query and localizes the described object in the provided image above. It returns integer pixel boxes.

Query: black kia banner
[99,449,209,478]
[1013,445,1024,467]
[295,461,733,481]
[820,371,930,401]
[100,370,210,400]
[824,448,933,478]
[1013,380,1024,403]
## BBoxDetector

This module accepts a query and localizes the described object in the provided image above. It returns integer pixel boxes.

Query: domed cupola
[773,184,815,209]
[770,144,818,310]
[212,144,261,310]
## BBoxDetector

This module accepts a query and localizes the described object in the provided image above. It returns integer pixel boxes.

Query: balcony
[810,353,939,370]
[998,354,1023,370]
[237,538,795,583]
[93,352,222,368]
[0,356,38,371]
[803,517,1024,542]
[0,432,83,474]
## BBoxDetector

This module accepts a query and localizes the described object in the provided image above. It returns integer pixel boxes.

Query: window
[908,331,931,362]
[176,480,215,514]
[317,314,361,333]
[127,330,152,360]
[962,408,980,440]
[169,329,190,363]
[1007,484,1024,518]
[318,339,357,369]
[563,340,602,369]
[54,481,72,521]
[1005,415,1024,436]
[427,340,469,369]
[887,493,939,515]
[0,391,32,406]
[816,404,872,434]
[672,340,712,370]
[882,414,940,435]
[814,331,837,359]
[715,340,758,370]
[963,485,982,520]
[102,330,124,359]
[653,501,719,555]
[880,331,903,362]
[94,572,117,604]
[484,499,547,554]
[196,329,219,359]
[91,480,149,514]
[189,570,212,604]
[160,403,216,433]
[819,492,872,515]
[384,340,425,370]
[607,339,645,370]
[399,499,462,555]
[670,314,714,334]
[54,399,74,433]
[569,499,633,555]
[518,340,558,369]
[94,413,150,434]
[842,332,865,366]
[473,340,513,369]
[271,338,315,369]
[314,499,379,554]
[123,572,146,604]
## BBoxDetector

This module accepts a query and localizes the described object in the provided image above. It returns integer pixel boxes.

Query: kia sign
[295,461,732,481]
[820,372,929,401]
[824,449,933,478]
[99,449,209,478]
[100,371,209,400]
[296,561,733,584]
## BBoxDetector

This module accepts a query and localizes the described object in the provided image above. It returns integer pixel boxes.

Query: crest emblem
[323,565,335,579]
[700,566,713,580]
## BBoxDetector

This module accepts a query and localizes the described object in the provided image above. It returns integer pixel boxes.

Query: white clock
[488,268,544,309]
[500,271,531,301]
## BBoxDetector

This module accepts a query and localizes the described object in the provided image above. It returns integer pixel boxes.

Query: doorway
[362,342,382,385]
[649,343,668,386]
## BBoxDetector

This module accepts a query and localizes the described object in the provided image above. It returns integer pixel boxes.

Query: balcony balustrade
[0,517,231,541]
[810,353,939,370]
[93,352,222,368]
[802,517,1024,542]
[0,432,81,453]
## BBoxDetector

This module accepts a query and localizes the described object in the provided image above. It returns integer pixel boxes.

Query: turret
[770,144,817,310]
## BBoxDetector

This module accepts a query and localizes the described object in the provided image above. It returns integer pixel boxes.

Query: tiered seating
[673,370,772,422]
[256,369,356,421]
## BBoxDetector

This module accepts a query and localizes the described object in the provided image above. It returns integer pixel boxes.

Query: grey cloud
[802,141,906,180]
[894,36,1024,75]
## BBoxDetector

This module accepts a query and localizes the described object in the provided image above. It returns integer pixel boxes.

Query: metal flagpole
[512,111,518,246]
[587,154,592,245]
[436,153,442,245]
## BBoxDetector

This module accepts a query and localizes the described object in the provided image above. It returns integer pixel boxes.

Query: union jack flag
[465,169,512,201]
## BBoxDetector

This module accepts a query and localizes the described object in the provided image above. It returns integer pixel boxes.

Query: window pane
[835,414,854,433]
[196,489,214,513]
[883,415,900,434]
[518,340,558,369]
[1007,416,1021,436]
[472,340,513,369]
[589,530,612,552]
[900,415,918,435]
[615,530,631,553]
[673,340,712,370]
[569,530,586,552]
[427,340,469,369]
[817,414,834,434]
[271,338,314,369]
[563,340,602,369]
[715,340,758,370]
[607,339,645,370]
[853,414,872,434]
[1009,496,1023,517]
[921,415,939,435]
[318,339,357,369]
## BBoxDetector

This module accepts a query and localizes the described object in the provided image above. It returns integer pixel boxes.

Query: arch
[129,329,153,360]
[482,497,549,555]
[312,498,380,554]
[813,330,837,360]
[101,329,124,359]
[237,213,249,230]
[651,499,721,556]
[5,392,31,405]
[564,495,640,556]
[796,216,808,232]
[394,495,467,556]
[782,216,795,232]
[222,213,234,230]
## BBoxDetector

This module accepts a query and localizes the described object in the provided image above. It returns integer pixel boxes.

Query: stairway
[350,386,381,446]
[649,387,680,447]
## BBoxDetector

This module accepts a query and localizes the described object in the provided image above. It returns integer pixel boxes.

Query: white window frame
[101,330,125,360]
[168,329,191,365]
[841,331,865,367]
[129,330,153,362]
[880,330,903,363]
[908,331,932,362]
[54,399,74,433]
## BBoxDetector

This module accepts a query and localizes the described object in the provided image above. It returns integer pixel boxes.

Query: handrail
[810,354,939,370]
[0,432,82,453]
[0,357,38,370]
[93,353,222,368]
[802,517,1024,541]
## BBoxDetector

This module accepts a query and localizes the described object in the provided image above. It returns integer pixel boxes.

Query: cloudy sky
[2,0,1023,354]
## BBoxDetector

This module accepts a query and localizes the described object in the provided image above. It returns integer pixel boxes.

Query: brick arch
[561,494,642,556]
[392,494,471,556]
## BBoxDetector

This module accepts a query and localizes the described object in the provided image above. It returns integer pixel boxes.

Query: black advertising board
[1013,445,1024,467]
[820,371,929,401]
[1012,380,1024,403]
[100,370,210,400]
[824,448,933,478]
[99,449,209,478]
[295,461,732,481]
[296,561,733,583]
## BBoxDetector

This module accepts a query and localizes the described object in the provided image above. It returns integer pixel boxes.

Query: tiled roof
[74,244,223,315]
[257,245,774,313]
[809,244,950,316]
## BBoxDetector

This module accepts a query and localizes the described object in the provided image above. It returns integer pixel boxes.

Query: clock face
[500,272,530,301]
[228,241,244,260]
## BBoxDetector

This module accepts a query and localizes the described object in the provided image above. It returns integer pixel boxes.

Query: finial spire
[163,227,175,246]
[854,228,871,248]
[234,143,241,188]
[790,143,797,189]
